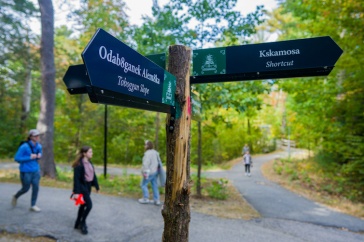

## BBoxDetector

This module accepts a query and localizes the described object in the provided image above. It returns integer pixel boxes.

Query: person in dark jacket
[12,129,43,212]
[71,146,100,235]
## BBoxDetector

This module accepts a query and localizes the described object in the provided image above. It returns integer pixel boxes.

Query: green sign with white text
[191,36,343,84]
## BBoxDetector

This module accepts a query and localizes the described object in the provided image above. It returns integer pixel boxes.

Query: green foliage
[273,0,364,199]
[206,178,229,200]
[0,0,38,64]
[120,174,142,193]
[273,156,363,202]
[55,166,72,183]
[273,161,283,175]
[191,174,228,200]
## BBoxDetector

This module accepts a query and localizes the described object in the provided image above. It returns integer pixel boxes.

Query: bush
[206,178,229,200]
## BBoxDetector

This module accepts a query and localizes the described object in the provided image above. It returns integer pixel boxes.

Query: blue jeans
[141,171,159,201]
[15,171,40,206]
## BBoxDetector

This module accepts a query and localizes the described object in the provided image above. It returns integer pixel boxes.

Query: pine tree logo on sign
[201,54,217,74]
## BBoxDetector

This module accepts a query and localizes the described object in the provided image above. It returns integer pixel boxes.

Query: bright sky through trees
[30,0,278,35]
[125,0,278,26]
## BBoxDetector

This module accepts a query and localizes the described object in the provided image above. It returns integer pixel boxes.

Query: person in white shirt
[138,140,161,205]
[243,151,253,176]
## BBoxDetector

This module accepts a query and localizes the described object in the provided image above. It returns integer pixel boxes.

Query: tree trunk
[162,45,192,242]
[37,0,56,178]
[20,46,32,133]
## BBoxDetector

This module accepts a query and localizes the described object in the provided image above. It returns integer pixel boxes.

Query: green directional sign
[191,36,343,84]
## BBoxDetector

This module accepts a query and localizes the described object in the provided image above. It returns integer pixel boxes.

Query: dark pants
[245,164,251,173]
[76,182,93,226]
[15,171,40,206]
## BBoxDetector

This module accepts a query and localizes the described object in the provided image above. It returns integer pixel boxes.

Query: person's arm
[92,175,100,192]
[73,166,82,194]
[142,152,151,172]
[91,164,100,191]
[14,144,34,163]
[36,143,43,159]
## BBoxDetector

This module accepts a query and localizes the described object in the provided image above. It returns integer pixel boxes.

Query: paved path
[206,150,364,233]
[1,151,364,241]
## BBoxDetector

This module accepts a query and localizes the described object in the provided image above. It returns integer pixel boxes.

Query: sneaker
[30,205,41,212]
[154,200,161,206]
[138,198,150,204]
[11,195,17,208]
[248,173,251,177]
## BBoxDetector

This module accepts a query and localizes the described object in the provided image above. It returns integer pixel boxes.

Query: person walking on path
[12,129,43,212]
[138,140,161,205]
[242,144,250,155]
[243,151,253,176]
[72,146,100,235]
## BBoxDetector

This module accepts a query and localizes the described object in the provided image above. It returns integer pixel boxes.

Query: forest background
[0,0,363,202]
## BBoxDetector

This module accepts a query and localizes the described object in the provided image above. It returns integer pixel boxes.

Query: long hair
[71,146,91,168]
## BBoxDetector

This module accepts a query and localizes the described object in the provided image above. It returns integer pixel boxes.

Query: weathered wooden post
[162,45,192,242]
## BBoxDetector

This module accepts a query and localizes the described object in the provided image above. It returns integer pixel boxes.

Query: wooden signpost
[63,29,343,242]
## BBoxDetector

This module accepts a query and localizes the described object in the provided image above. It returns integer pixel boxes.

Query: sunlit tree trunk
[162,45,192,242]
[37,0,56,178]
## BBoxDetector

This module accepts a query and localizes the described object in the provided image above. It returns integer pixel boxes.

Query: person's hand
[37,153,42,159]
[31,154,37,159]
[73,194,80,199]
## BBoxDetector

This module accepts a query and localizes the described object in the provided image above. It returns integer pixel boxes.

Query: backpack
[18,140,35,154]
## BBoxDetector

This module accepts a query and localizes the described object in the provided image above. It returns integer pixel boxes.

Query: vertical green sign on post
[192,47,227,76]
[162,71,176,106]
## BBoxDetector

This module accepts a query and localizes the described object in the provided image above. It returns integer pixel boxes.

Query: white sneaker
[11,195,17,208]
[154,200,161,206]
[248,173,251,177]
[138,198,150,204]
[30,205,41,212]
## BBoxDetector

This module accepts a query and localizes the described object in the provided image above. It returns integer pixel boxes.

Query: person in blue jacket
[12,129,43,212]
